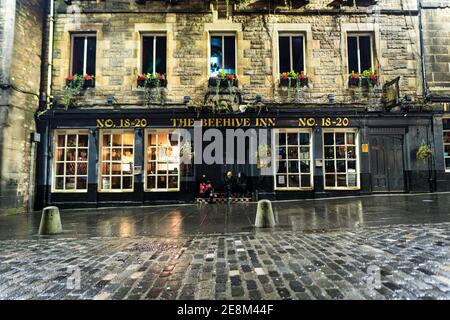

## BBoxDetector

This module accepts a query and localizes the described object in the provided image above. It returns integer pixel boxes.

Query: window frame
[277,33,306,74]
[272,128,314,191]
[70,33,96,76]
[144,129,181,192]
[208,32,237,77]
[443,118,450,173]
[322,128,360,190]
[347,33,374,74]
[98,129,135,193]
[140,33,167,75]
[52,129,89,193]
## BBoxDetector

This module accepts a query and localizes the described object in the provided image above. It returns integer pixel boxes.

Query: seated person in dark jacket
[224,171,235,198]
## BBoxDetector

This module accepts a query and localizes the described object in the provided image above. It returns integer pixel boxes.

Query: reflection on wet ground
[0,193,449,240]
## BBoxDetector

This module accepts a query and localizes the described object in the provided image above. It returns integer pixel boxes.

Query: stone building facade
[0,0,444,211]
[0,0,45,214]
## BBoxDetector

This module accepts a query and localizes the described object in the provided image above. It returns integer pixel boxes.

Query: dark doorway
[370,134,405,192]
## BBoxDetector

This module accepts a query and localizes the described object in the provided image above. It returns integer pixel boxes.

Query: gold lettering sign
[298,117,350,127]
[170,118,277,128]
[96,118,148,128]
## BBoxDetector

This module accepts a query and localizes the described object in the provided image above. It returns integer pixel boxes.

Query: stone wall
[422,0,450,99]
[0,0,45,214]
[51,0,423,108]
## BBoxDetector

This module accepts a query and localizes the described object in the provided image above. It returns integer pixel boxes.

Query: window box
[361,78,377,87]
[83,78,95,88]
[208,77,238,88]
[348,77,360,87]
[66,75,95,89]
[137,78,167,88]
[279,77,308,88]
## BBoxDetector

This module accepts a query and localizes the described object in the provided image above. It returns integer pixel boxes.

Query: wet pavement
[0,193,450,239]
[0,193,450,300]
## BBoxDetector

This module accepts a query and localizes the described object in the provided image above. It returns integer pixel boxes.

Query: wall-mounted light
[255,95,262,103]
[183,96,191,104]
[106,96,117,105]
[327,94,335,104]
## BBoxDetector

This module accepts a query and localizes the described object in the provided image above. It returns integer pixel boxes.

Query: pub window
[142,34,167,74]
[274,129,313,190]
[71,34,96,76]
[323,129,359,189]
[347,34,373,74]
[99,130,134,192]
[443,119,450,172]
[145,130,180,191]
[53,130,89,192]
[278,34,305,73]
[210,34,236,76]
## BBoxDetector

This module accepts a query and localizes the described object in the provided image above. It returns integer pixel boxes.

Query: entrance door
[370,134,405,192]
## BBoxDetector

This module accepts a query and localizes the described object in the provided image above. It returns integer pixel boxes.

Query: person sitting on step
[199,175,214,203]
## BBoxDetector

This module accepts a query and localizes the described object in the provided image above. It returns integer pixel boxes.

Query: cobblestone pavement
[1,223,450,300]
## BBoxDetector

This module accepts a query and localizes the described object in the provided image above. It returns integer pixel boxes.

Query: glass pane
[56,149,65,161]
[111,163,121,174]
[348,160,357,172]
[278,36,291,73]
[168,176,178,189]
[77,149,88,161]
[168,164,178,175]
[122,176,132,189]
[337,175,347,187]
[56,177,64,190]
[111,176,121,189]
[66,149,76,161]
[102,163,110,175]
[56,163,64,175]
[147,176,156,189]
[147,162,156,174]
[112,135,122,146]
[76,177,87,190]
[359,36,372,72]
[157,163,168,174]
[102,148,110,161]
[444,132,450,143]
[67,135,77,147]
[336,146,346,159]
[86,37,96,76]
[72,36,85,75]
[325,160,335,173]
[443,119,450,130]
[57,135,65,147]
[301,175,311,188]
[77,163,87,175]
[324,147,335,159]
[169,132,179,146]
[101,177,110,190]
[278,147,286,160]
[112,148,121,160]
[347,36,359,73]
[287,132,298,145]
[325,174,335,187]
[446,158,450,169]
[66,163,75,175]
[157,176,167,189]
[224,36,236,74]
[78,135,88,147]
[103,134,111,147]
[142,36,154,74]
[348,174,357,187]
[276,175,287,187]
[346,133,355,145]
[300,147,310,159]
[149,147,156,161]
[337,160,346,173]
[149,134,157,146]
[292,36,304,73]
[277,132,287,145]
[277,161,287,174]
[288,175,300,188]
[347,146,356,159]
[288,161,299,173]
[336,133,345,145]
[299,133,309,145]
[123,133,134,147]
[324,133,334,145]
[65,177,76,190]
[288,147,299,159]
[210,36,223,76]
[300,160,310,173]
[155,36,167,75]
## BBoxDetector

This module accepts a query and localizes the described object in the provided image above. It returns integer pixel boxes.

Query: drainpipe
[417,0,428,101]
[46,0,55,109]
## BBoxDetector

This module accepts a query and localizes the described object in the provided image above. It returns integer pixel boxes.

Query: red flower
[298,73,306,79]
[281,73,289,80]
[227,74,235,80]
[84,74,92,81]
[351,73,360,79]
[67,75,75,80]
[158,74,165,81]
[369,73,377,80]
[137,74,147,81]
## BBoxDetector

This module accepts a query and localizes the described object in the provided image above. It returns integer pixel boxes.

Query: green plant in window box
[416,141,433,161]
[348,71,360,87]
[62,74,84,110]
[208,69,238,88]
[361,69,377,87]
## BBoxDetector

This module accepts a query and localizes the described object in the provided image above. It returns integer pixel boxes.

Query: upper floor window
[210,34,236,76]
[142,34,167,75]
[278,34,305,74]
[71,34,96,76]
[347,34,373,74]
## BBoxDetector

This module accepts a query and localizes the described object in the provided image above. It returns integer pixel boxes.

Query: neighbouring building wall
[0,0,45,214]
[51,0,423,108]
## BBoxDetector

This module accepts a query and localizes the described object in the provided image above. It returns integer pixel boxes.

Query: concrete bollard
[39,206,63,235]
[255,200,276,228]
